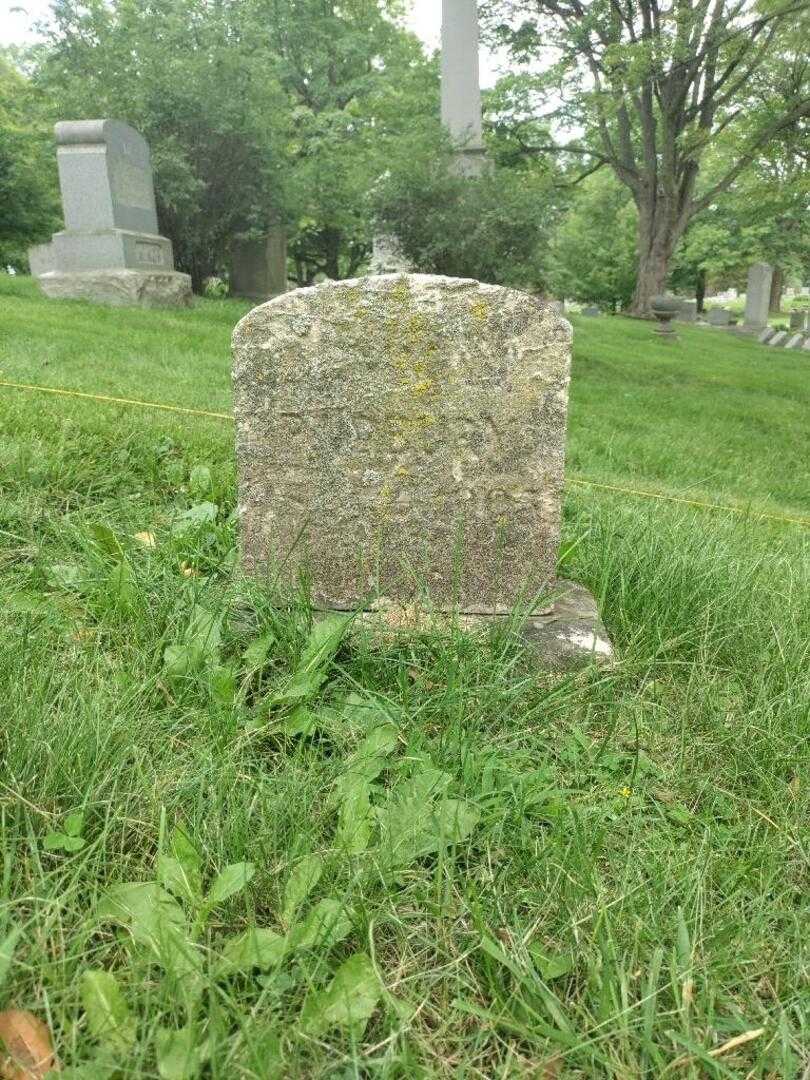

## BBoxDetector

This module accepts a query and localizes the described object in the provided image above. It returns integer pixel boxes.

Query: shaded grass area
[0,275,808,1077]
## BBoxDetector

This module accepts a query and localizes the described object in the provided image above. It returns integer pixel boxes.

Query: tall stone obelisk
[441,0,486,176]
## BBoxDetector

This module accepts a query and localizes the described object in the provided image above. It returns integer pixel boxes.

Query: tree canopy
[4,0,808,304]
[0,53,60,268]
[482,0,810,312]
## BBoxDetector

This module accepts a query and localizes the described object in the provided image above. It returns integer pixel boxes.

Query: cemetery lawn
[1,274,808,1078]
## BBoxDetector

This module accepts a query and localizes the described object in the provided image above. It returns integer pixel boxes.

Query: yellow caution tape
[0,379,232,421]
[1,378,807,528]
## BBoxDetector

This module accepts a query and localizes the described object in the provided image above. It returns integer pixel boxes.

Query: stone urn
[652,293,682,334]
[651,294,679,337]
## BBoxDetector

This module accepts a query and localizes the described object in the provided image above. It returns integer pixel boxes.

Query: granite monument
[441,0,486,176]
[31,120,191,307]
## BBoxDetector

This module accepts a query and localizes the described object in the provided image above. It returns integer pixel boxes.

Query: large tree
[254,0,435,284]
[0,53,59,268]
[483,0,810,314]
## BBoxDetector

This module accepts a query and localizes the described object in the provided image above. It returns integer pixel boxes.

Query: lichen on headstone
[232,273,572,614]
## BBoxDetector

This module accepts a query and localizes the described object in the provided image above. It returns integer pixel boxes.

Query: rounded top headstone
[232,273,573,613]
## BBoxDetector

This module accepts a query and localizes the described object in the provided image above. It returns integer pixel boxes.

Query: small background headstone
[707,308,731,326]
[231,229,287,301]
[743,263,773,331]
[27,243,56,277]
[581,305,600,316]
[675,300,697,323]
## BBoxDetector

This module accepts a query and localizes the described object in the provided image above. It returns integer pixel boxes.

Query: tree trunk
[323,228,342,280]
[630,201,683,316]
[769,267,783,314]
[695,268,706,313]
[188,259,206,295]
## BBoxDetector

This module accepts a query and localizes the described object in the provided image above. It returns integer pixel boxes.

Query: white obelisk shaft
[441,0,486,175]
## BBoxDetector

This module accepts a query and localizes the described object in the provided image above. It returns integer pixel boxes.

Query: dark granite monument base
[38,269,192,309]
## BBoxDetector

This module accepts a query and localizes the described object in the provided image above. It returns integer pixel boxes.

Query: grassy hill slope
[0,275,808,1077]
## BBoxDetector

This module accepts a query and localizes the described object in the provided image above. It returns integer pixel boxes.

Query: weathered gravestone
[743,262,773,332]
[789,310,808,332]
[27,242,56,277]
[231,228,287,301]
[785,333,806,350]
[675,300,697,323]
[32,120,191,307]
[707,308,731,326]
[767,331,788,347]
[581,305,601,316]
[758,327,776,344]
[233,274,612,668]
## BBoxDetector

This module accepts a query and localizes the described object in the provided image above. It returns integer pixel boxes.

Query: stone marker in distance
[231,227,288,302]
[675,300,697,323]
[233,273,612,669]
[743,262,773,332]
[31,120,191,307]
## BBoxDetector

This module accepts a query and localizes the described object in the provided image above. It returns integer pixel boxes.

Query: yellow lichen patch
[471,300,489,321]
[390,279,412,305]
[409,379,435,397]
[393,352,428,381]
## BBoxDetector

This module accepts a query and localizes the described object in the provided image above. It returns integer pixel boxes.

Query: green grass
[1,274,808,1078]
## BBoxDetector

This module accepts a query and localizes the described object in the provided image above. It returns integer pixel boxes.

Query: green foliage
[672,138,810,294]
[300,953,382,1037]
[43,810,86,852]
[373,125,558,290]
[0,54,59,267]
[268,0,437,284]
[31,0,435,289]
[81,970,137,1053]
[547,171,637,310]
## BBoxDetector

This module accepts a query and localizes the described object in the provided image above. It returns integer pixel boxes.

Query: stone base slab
[38,269,192,308]
[514,579,614,670]
[321,579,614,673]
[51,228,174,273]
